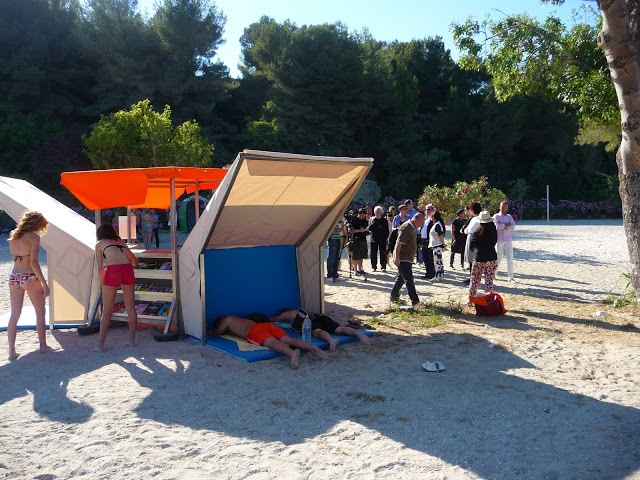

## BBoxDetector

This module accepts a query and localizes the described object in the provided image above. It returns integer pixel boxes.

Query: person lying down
[210,315,330,369]
[268,309,373,351]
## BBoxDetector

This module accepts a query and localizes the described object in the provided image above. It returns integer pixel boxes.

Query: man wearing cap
[493,200,516,282]
[390,213,426,309]
[348,208,369,275]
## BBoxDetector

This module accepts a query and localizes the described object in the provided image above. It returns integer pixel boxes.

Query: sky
[137,0,595,78]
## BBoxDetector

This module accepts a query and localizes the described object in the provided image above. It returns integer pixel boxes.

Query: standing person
[348,208,369,275]
[420,204,436,279]
[7,211,58,360]
[326,219,343,281]
[365,202,373,221]
[151,208,160,249]
[462,202,482,284]
[390,213,426,309]
[468,211,498,302]
[369,206,389,272]
[388,205,408,266]
[142,209,153,250]
[494,200,516,282]
[385,211,394,266]
[429,210,446,281]
[92,224,140,351]
[403,199,417,219]
[450,208,467,269]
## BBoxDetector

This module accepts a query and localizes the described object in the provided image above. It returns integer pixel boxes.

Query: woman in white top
[428,211,447,281]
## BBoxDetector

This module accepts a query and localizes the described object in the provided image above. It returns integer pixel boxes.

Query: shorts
[291,312,340,334]
[9,273,36,288]
[247,323,288,346]
[349,239,368,261]
[103,263,136,287]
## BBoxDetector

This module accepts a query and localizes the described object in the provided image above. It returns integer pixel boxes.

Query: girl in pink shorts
[93,224,140,351]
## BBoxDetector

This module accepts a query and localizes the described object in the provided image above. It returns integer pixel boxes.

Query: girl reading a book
[93,224,140,351]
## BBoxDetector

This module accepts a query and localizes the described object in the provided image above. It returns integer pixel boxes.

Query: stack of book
[135,283,172,293]
[112,302,172,316]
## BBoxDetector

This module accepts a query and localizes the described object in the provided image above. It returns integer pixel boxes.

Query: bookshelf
[111,250,176,333]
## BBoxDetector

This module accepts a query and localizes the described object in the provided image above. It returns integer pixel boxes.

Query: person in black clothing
[369,206,390,271]
[421,204,436,279]
[348,208,369,275]
[450,208,467,269]
[468,211,498,301]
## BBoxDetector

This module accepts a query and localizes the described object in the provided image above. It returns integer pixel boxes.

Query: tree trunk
[598,0,640,317]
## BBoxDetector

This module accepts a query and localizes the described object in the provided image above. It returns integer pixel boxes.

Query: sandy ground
[0,220,639,480]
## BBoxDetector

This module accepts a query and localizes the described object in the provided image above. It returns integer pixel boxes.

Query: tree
[83,99,213,168]
[452,0,640,316]
[418,176,506,222]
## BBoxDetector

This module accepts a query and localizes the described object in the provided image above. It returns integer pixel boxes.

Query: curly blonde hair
[9,211,48,240]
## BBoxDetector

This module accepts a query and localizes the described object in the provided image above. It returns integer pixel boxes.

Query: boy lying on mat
[210,315,330,369]
[269,309,372,352]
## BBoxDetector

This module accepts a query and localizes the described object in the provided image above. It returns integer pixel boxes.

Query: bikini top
[102,243,125,259]
[13,254,30,263]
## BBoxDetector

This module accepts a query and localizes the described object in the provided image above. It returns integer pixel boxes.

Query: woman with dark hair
[93,224,140,351]
[7,211,57,360]
[468,211,498,302]
[450,208,467,269]
[429,210,447,281]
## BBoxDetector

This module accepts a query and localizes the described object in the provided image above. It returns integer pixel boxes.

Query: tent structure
[179,150,373,343]
[60,166,228,331]
[0,177,98,326]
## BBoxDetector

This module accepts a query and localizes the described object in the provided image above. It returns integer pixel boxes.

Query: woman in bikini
[93,224,140,351]
[7,211,58,360]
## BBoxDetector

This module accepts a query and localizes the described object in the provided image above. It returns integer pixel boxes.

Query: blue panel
[203,246,300,329]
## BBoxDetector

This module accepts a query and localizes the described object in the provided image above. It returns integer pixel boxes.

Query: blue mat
[192,322,374,362]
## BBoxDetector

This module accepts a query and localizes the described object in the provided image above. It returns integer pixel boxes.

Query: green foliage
[83,99,213,168]
[418,176,506,221]
[451,5,619,136]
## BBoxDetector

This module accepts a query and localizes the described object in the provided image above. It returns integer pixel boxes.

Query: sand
[0,219,639,480]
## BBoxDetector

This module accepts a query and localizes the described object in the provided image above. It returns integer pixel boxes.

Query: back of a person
[98,239,130,266]
[397,220,417,262]
[9,234,37,273]
[472,223,498,262]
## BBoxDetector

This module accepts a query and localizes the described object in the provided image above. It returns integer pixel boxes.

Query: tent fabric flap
[179,150,373,341]
[0,177,98,324]
[60,167,227,210]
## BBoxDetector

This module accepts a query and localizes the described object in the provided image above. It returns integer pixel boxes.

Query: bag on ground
[470,293,506,316]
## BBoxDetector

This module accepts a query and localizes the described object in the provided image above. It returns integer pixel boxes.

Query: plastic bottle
[302,314,312,343]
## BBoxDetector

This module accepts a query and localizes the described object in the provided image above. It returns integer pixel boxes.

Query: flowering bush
[418,176,506,222]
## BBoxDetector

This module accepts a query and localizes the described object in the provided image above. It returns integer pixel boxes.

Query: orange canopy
[60,167,227,210]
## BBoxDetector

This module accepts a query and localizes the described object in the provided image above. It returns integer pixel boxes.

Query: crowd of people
[327,199,517,308]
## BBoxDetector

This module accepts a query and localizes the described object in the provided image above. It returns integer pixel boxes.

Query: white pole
[546,185,550,222]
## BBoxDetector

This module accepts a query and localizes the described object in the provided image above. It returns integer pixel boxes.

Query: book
[147,285,159,292]
[159,262,172,270]
[144,302,164,316]
[138,283,152,291]
[113,303,125,313]
[135,303,149,314]
[157,303,171,316]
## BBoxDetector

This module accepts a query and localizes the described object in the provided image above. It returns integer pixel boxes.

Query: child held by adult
[7,211,58,360]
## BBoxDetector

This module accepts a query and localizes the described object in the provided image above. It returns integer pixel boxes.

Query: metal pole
[546,185,550,222]
[126,206,132,243]
[170,178,177,253]
[194,180,200,223]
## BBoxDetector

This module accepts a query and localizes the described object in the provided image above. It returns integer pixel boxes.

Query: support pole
[546,185,550,222]
[194,180,200,223]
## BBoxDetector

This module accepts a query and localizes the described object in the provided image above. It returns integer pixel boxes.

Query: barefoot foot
[8,352,20,361]
[312,346,330,360]
[40,345,60,354]
[290,349,300,369]
[90,346,105,352]
[359,333,373,345]
[329,338,339,352]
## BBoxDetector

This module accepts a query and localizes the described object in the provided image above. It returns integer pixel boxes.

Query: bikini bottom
[9,273,36,288]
